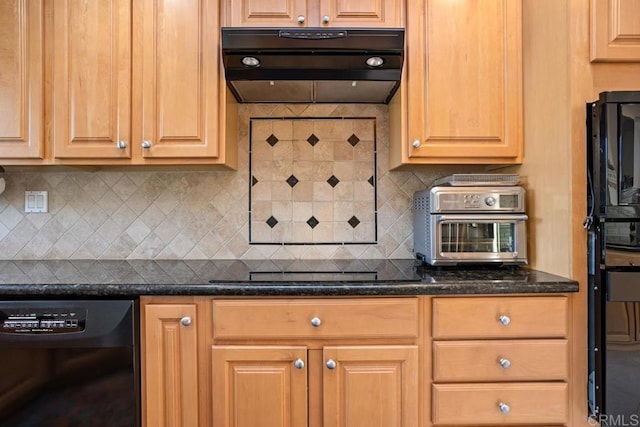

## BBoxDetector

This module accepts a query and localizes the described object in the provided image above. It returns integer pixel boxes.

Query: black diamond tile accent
[348,216,361,228]
[347,134,360,147]
[307,134,319,146]
[286,175,299,187]
[266,134,279,146]
[252,176,258,186]
[306,216,319,229]
[368,176,375,186]
[327,175,340,188]
[266,216,278,228]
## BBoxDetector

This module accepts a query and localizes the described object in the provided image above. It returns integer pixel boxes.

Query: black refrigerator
[587,91,640,424]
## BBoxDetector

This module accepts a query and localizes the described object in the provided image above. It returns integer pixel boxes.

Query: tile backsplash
[0,104,482,260]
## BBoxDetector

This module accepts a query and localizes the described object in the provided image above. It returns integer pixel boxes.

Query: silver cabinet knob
[310,317,322,327]
[142,140,151,148]
[499,358,511,369]
[322,15,330,23]
[326,359,337,369]
[412,140,421,148]
[294,358,305,369]
[117,140,127,149]
[297,15,305,23]
[180,316,192,326]
[498,315,511,325]
[498,402,510,414]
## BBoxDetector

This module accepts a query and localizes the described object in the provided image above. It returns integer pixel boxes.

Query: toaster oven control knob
[498,315,511,326]
[484,196,496,206]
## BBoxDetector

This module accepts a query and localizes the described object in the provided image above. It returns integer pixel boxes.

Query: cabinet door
[403,0,522,163]
[591,0,640,61]
[51,0,132,159]
[320,0,403,27]
[225,0,308,26]
[0,0,43,159]
[323,345,419,427]
[143,303,199,427]
[211,346,308,427]
[136,0,223,158]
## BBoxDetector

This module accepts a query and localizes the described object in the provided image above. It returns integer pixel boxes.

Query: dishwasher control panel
[1,307,87,334]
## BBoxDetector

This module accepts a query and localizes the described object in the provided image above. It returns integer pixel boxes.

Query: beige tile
[292,222,313,242]
[271,181,293,201]
[271,221,292,242]
[354,140,375,161]
[333,201,355,221]
[292,120,314,140]
[354,221,376,242]
[353,119,375,140]
[292,181,313,201]
[334,182,354,201]
[293,161,315,181]
[252,181,272,201]
[313,181,333,202]
[313,201,333,222]
[311,222,333,243]
[250,120,273,143]
[272,201,293,222]
[333,141,354,161]
[313,140,334,161]
[292,202,313,222]
[272,139,294,160]
[333,161,355,182]
[333,222,354,242]
[354,181,375,201]
[292,139,314,160]
[272,119,294,141]
[252,137,274,161]
[252,201,272,221]
[251,221,272,242]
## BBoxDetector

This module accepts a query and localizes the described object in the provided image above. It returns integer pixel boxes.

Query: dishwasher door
[0,299,139,427]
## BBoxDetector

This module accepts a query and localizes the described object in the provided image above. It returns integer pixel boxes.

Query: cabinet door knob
[297,15,305,23]
[412,140,421,148]
[310,317,322,327]
[326,359,336,369]
[180,316,192,326]
[498,315,511,325]
[322,15,330,23]
[498,358,511,369]
[498,402,510,414]
[117,140,127,149]
[142,140,152,148]
[294,358,305,369]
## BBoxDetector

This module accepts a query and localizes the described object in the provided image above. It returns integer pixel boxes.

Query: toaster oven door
[430,214,528,264]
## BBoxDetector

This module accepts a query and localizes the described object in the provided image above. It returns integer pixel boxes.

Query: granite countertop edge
[0,259,579,297]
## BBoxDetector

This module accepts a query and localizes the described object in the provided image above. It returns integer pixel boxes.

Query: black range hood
[221,27,404,104]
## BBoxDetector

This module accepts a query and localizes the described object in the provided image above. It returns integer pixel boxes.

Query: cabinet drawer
[432,382,568,425]
[433,339,569,382]
[432,296,568,339]
[212,298,419,340]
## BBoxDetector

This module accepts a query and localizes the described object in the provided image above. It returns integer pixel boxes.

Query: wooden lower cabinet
[212,344,418,427]
[141,301,200,427]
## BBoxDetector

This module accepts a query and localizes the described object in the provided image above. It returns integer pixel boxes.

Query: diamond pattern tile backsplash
[250,118,376,244]
[0,104,484,260]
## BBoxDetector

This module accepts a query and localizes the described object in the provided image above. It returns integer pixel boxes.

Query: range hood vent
[221,27,405,104]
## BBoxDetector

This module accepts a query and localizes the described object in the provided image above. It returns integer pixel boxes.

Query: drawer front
[212,298,419,340]
[432,382,569,425]
[433,339,569,382]
[432,296,568,339]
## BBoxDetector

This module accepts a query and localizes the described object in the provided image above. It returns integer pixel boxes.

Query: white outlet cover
[25,191,48,213]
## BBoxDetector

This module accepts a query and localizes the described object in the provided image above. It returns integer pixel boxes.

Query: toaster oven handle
[435,214,528,222]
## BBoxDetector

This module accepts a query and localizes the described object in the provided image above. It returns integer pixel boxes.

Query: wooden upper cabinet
[390,0,523,166]
[224,0,403,27]
[47,0,234,165]
[136,0,222,158]
[591,0,640,61]
[51,0,131,159]
[0,0,44,159]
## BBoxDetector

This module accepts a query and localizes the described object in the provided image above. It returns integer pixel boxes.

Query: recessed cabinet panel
[138,0,221,158]
[227,0,306,26]
[322,0,402,27]
[591,0,640,61]
[52,0,132,159]
[0,0,43,159]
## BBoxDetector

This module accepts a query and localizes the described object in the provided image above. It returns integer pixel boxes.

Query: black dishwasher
[0,299,139,427]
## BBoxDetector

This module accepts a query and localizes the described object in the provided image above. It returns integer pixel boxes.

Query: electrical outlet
[25,191,48,213]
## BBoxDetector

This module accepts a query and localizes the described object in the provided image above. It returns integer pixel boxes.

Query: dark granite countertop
[0,259,578,297]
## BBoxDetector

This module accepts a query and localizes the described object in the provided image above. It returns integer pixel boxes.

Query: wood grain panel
[322,0,403,27]
[591,0,640,61]
[0,0,43,159]
[432,382,568,425]
[432,296,569,339]
[226,0,306,26]
[51,0,131,159]
[137,0,221,158]
[323,345,419,427]
[211,346,308,427]
[143,303,199,427]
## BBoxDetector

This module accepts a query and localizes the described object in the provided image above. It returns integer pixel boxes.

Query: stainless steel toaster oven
[413,175,528,266]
